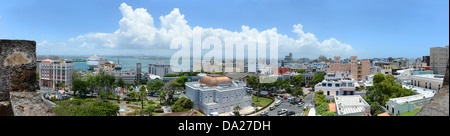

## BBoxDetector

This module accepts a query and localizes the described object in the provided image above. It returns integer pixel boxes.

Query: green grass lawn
[252,96,274,107]
[396,108,422,116]
[303,108,310,116]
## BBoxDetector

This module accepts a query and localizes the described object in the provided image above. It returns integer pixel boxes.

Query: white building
[185,74,252,115]
[334,95,370,116]
[39,59,75,88]
[149,62,173,77]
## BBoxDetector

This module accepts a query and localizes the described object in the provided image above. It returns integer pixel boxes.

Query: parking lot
[266,98,306,116]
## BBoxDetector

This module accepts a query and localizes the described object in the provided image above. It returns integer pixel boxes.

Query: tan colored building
[327,56,351,73]
[350,56,371,81]
[411,74,444,91]
[430,45,449,75]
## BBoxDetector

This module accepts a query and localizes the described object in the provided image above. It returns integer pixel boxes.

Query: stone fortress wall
[0,40,53,116]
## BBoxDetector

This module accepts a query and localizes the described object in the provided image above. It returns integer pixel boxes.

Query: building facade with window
[185,74,252,115]
[314,79,356,99]
[149,62,173,77]
[430,45,449,75]
[39,59,75,88]
[410,74,444,91]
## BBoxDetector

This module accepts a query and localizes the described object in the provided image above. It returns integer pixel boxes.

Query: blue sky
[0,0,448,59]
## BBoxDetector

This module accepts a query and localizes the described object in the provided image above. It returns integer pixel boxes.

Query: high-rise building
[430,45,449,75]
[39,59,74,88]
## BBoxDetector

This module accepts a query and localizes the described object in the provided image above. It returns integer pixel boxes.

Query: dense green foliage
[171,97,193,112]
[147,80,165,92]
[163,73,179,77]
[99,91,119,100]
[322,111,336,116]
[315,102,329,115]
[291,86,304,98]
[310,72,325,88]
[51,99,119,116]
[292,75,305,87]
[365,73,414,116]
[314,91,327,106]
[296,69,306,73]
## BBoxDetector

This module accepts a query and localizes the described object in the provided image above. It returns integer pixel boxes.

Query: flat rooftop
[335,95,369,115]
[411,74,444,80]
[389,94,426,104]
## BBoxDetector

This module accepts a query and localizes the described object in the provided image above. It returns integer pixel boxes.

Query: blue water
[72,58,170,73]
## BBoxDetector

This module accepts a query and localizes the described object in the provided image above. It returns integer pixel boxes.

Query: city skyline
[0,0,448,59]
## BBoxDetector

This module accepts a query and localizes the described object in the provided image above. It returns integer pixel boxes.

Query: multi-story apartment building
[39,59,74,88]
[430,45,449,75]
[149,62,173,77]
[350,56,371,81]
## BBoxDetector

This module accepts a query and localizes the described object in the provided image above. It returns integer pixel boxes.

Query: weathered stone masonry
[0,40,37,116]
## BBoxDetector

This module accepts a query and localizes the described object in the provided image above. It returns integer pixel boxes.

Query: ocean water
[73,58,170,73]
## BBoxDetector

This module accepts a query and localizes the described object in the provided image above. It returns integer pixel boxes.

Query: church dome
[199,74,232,87]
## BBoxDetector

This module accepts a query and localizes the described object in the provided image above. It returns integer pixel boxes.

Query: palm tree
[233,105,241,116]
[139,86,148,115]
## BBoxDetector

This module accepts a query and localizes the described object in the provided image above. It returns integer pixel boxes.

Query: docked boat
[114,57,122,70]
[86,54,106,70]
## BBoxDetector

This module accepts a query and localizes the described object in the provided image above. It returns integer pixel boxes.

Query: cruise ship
[86,54,106,70]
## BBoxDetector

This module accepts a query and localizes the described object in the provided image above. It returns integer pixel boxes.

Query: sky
[0,0,448,59]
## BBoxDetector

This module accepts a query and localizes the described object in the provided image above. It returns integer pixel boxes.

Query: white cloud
[41,3,356,58]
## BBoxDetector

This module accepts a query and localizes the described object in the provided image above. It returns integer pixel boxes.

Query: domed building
[185,74,252,115]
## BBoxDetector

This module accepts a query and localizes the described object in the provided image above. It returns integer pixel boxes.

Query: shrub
[154,109,164,113]
[51,98,119,116]
[171,97,193,112]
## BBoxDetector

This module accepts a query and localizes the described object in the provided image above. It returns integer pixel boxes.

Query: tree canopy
[365,73,414,116]
[292,75,306,87]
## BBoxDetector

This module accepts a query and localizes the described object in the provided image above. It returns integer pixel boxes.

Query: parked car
[209,112,219,116]
[260,111,268,116]
[298,102,305,107]
[275,100,282,106]
[153,93,159,97]
[269,106,276,110]
[277,109,288,115]
[286,111,295,116]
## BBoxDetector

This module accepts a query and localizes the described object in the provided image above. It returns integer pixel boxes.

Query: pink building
[39,59,74,88]
[314,79,356,98]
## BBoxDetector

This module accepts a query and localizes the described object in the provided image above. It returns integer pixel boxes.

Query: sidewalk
[308,108,316,116]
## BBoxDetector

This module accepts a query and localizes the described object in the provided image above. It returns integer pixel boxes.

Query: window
[322,83,326,87]
[335,83,340,87]
[327,91,330,96]
[328,83,332,87]
[341,83,346,87]
[348,82,353,87]
[336,91,339,96]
